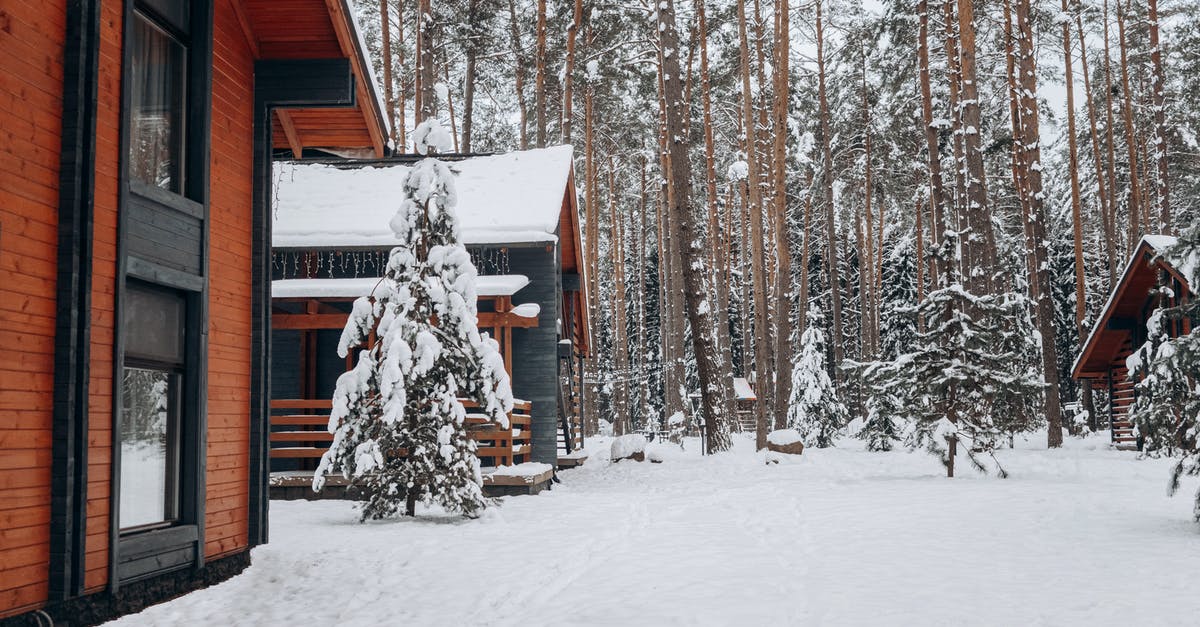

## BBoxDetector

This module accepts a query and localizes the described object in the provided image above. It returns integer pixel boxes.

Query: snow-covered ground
[110,432,1198,626]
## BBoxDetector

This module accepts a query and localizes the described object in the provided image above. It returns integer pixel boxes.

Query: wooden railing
[269,398,532,466]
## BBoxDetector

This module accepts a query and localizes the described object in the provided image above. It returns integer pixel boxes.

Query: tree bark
[816,0,844,377]
[738,0,772,448]
[917,0,947,287]
[381,0,397,145]
[1148,0,1170,233]
[656,0,732,453]
[1077,14,1117,285]
[506,0,529,150]
[1012,0,1064,447]
[771,0,792,429]
[562,0,583,145]
[534,0,548,148]
[461,0,478,153]
[415,0,435,121]
[1116,0,1143,246]
[956,0,995,293]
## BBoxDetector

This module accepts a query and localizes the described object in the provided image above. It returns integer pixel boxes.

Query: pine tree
[1128,224,1200,521]
[787,307,848,448]
[315,120,514,520]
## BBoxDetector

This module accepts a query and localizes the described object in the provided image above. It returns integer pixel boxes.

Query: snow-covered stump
[766,429,805,456]
[610,434,648,463]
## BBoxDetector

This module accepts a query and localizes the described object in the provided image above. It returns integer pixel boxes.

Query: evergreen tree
[315,120,514,519]
[1128,225,1200,520]
[879,228,918,361]
[786,307,848,447]
[869,233,1044,475]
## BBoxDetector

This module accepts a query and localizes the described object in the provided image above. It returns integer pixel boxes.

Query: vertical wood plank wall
[0,0,68,614]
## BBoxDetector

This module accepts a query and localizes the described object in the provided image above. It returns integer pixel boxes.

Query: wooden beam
[229,0,260,57]
[478,311,540,328]
[276,110,304,158]
[324,0,386,156]
[273,313,347,329]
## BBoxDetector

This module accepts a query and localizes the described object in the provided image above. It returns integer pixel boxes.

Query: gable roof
[1072,235,1189,379]
[271,145,575,248]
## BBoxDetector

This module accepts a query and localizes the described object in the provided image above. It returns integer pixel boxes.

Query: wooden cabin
[0,0,386,621]
[266,148,591,491]
[1072,235,1192,449]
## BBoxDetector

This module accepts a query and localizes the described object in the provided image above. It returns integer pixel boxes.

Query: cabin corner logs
[0,0,387,621]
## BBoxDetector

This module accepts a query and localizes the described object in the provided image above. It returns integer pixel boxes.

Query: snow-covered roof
[733,377,756,401]
[272,274,530,299]
[272,145,574,248]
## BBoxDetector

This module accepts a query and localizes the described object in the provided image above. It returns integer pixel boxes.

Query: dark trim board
[250,58,362,546]
[49,0,102,602]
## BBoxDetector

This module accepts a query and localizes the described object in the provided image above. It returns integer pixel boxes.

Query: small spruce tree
[871,232,1044,475]
[787,307,848,447]
[314,119,514,520]
[1128,226,1200,521]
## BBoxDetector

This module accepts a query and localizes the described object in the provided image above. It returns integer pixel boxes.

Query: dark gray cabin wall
[507,245,560,466]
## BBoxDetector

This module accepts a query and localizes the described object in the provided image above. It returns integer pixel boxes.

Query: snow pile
[273,145,574,247]
[666,411,686,426]
[510,303,540,318]
[646,442,683,463]
[488,462,553,478]
[767,429,803,446]
[610,434,648,461]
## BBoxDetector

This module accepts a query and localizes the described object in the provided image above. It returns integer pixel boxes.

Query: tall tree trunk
[861,54,876,360]
[1102,0,1121,260]
[943,0,966,238]
[918,0,947,287]
[506,0,529,150]
[771,0,792,430]
[534,0,548,147]
[957,0,995,293]
[609,161,628,433]
[816,0,844,377]
[1013,0,1065,447]
[1077,14,1117,285]
[461,0,478,153]
[656,0,732,453]
[1062,0,1096,428]
[738,0,772,448]
[562,0,583,145]
[1116,0,1142,246]
[381,0,397,145]
[443,63,460,151]
[1148,0,1169,233]
[415,0,435,121]
[396,0,407,149]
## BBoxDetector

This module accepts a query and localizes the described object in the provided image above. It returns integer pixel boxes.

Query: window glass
[124,285,185,365]
[128,12,186,193]
[120,367,180,529]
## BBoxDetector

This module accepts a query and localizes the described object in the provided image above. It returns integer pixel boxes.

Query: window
[119,284,186,532]
[128,10,187,193]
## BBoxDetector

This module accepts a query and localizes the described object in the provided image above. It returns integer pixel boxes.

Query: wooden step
[270,446,327,459]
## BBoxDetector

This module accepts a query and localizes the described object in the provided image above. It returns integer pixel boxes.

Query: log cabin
[0,0,387,621]
[266,148,591,493]
[1072,235,1193,450]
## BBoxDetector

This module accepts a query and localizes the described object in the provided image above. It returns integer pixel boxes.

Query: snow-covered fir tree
[314,119,514,519]
[787,307,848,447]
[869,233,1044,475]
[1128,225,1200,520]
[879,228,918,361]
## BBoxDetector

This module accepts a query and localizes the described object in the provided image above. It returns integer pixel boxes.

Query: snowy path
[110,434,1198,626]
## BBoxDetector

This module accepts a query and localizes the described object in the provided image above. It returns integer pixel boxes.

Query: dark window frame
[111,0,212,590]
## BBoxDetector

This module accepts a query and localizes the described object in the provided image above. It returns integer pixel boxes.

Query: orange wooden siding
[204,0,255,561]
[0,0,67,615]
